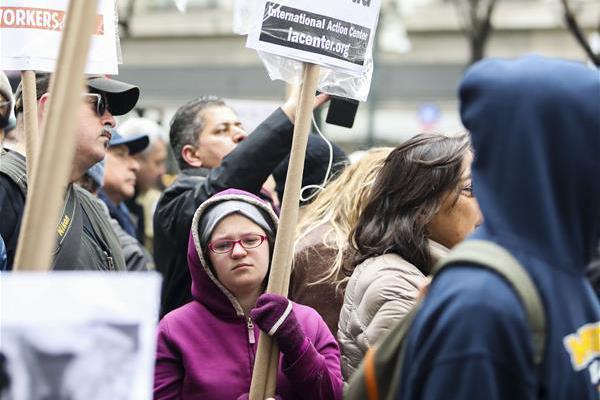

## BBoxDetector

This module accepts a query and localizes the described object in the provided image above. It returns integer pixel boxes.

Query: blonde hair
[294,147,393,287]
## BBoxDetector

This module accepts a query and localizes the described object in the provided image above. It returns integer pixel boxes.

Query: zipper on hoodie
[104,251,114,271]
[247,317,256,344]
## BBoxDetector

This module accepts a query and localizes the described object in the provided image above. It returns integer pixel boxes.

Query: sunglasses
[83,93,108,117]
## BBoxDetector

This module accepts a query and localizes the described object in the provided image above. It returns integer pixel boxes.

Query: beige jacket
[337,240,449,381]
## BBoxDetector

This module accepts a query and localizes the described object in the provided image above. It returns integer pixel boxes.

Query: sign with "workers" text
[246,0,380,75]
[0,0,119,74]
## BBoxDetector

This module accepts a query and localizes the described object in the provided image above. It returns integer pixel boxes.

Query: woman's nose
[230,242,248,257]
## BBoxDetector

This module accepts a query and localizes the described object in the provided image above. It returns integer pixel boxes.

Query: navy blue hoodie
[397,55,600,399]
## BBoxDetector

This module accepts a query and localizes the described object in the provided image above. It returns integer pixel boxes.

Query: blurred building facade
[117,0,599,147]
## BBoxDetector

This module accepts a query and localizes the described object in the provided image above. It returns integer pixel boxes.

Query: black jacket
[153,108,293,317]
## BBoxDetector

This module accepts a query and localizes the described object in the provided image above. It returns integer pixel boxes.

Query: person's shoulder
[0,172,21,193]
[74,185,108,213]
[73,184,95,200]
[157,173,206,205]
[160,301,204,327]
[355,253,418,272]
[0,159,25,190]
[351,253,424,292]
[295,224,331,252]
[424,266,529,328]
[293,228,337,268]
[405,266,536,386]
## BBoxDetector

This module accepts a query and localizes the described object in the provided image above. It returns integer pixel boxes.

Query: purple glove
[250,293,307,361]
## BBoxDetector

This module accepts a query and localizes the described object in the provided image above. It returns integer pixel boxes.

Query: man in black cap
[0,72,139,270]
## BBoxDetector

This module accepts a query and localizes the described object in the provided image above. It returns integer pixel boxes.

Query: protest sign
[246,0,381,76]
[0,0,119,74]
[0,272,162,400]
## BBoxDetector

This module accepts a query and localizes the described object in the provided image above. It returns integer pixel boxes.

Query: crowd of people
[0,54,599,399]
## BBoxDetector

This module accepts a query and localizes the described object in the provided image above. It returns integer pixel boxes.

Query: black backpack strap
[52,185,83,269]
[432,239,546,365]
[0,150,28,196]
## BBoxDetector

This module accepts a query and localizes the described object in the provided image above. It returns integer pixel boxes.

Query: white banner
[246,0,381,76]
[0,272,162,400]
[0,0,119,74]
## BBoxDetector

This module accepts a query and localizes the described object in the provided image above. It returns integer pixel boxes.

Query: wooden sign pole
[13,0,98,271]
[21,70,39,185]
[249,62,321,399]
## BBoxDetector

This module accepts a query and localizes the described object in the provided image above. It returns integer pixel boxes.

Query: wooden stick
[21,70,39,186]
[264,347,280,398]
[249,63,321,399]
[13,1,98,271]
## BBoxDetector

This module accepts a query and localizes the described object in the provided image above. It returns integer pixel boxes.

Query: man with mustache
[0,72,139,270]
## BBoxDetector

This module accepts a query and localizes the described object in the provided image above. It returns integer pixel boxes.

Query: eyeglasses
[83,93,108,117]
[208,234,267,254]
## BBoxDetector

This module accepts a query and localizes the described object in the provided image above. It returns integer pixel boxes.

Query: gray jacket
[109,218,153,271]
[338,240,449,381]
[95,198,153,271]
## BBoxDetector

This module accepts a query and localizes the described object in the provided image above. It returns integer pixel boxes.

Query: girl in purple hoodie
[154,189,343,399]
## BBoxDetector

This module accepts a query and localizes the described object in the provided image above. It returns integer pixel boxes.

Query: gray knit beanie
[199,200,274,246]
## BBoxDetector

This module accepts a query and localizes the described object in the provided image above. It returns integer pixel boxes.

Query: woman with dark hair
[338,133,482,381]
[290,147,392,335]
[154,188,343,399]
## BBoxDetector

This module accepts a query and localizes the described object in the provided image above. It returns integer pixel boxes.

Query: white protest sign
[246,0,380,76]
[0,0,119,74]
[0,272,162,400]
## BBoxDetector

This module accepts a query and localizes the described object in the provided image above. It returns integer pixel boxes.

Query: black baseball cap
[14,73,140,117]
[87,76,140,116]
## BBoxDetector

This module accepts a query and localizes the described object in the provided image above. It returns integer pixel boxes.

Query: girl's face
[207,214,270,297]
[427,152,483,248]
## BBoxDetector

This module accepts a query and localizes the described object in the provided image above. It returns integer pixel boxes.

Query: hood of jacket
[187,188,279,317]
[460,55,600,272]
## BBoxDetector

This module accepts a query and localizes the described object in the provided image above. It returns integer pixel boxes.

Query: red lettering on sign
[0,7,104,35]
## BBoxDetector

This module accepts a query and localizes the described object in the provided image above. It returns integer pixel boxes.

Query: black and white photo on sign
[1,323,139,400]
[0,273,161,400]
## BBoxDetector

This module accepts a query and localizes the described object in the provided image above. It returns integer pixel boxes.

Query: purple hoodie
[154,189,343,399]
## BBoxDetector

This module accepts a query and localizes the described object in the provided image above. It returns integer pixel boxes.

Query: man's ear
[181,144,203,168]
[38,93,50,121]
